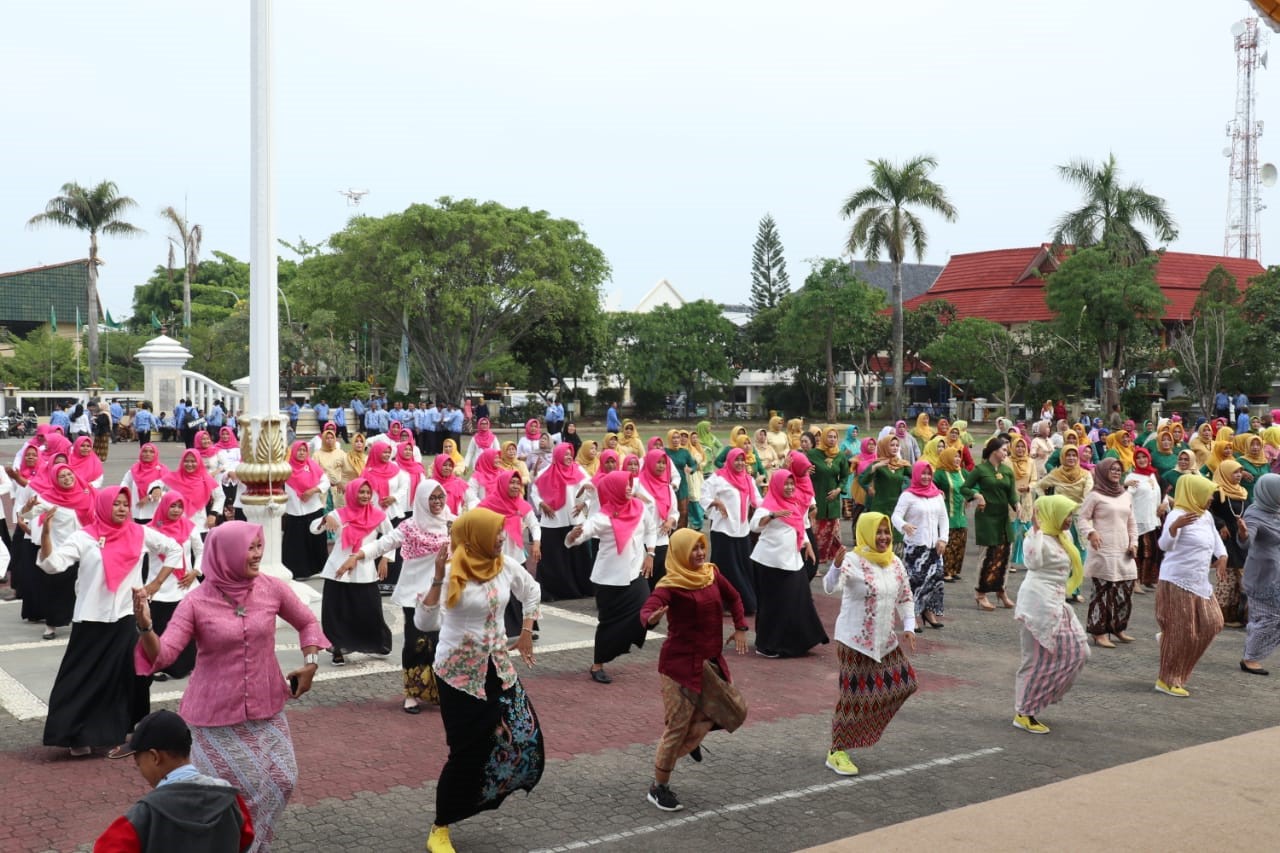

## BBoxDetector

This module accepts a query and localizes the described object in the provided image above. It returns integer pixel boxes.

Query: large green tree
[842,155,956,420]
[778,259,885,422]
[924,317,1025,416]
[28,181,143,385]
[1043,247,1167,410]
[1051,153,1178,264]
[1167,265,1249,415]
[297,198,610,404]
[744,213,792,370]
[608,301,738,416]
[2,326,84,391]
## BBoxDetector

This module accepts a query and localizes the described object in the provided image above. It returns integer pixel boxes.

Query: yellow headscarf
[1173,472,1219,518]
[922,435,945,469]
[1216,425,1236,443]
[1189,424,1215,467]
[1008,435,1033,484]
[1214,458,1249,501]
[1051,445,1086,484]
[820,426,841,459]
[1234,433,1267,467]
[346,433,367,476]
[855,512,895,567]
[786,418,805,450]
[938,447,962,472]
[656,529,717,591]
[768,416,784,433]
[731,425,757,466]
[440,438,464,467]
[1035,494,1082,591]
[446,508,506,608]
[603,432,619,450]
[1263,426,1280,450]
[1105,431,1134,472]
[877,435,908,470]
[912,413,936,443]
[575,440,599,476]
[1206,439,1234,472]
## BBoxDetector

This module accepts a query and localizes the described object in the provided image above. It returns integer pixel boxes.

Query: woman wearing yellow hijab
[440,437,466,473]
[619,420,645,459]
[417,507,543,851]
[1202,439,1234,475]
[1104,430,1135,473]
[1189,422,1216,468]
[575,440,600,476]
[766,416,790,461]
[786,418,805,451]
[921,435,945,470]
[1233,433,1269,501]
[1209,459,1251,628]
[1007,435,1037,573]
[935,448,969,584]
[911,413,936,447]
[1153,475,1227,697]
[1011,495,1088,735]
[640,528,749,812]
[820,513,917,776]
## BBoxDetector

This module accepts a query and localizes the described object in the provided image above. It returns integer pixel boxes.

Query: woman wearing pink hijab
[516,418,543,466]
[891,461,950,629]
[532,443,593,600]
[26,462,96,639]
[38,487,184,756]
[568,470,657,684]
[133,520,327,849]
[282,441,330,580]
[750,470,827,658]
[67,435,105,487]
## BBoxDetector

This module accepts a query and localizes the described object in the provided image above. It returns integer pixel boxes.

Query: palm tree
[1051,153,1178,264]
[160,205,203,342]
[28,181,143,386]
[842,155,956,420]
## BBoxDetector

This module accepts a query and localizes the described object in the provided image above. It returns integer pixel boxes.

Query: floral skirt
[435,661,544,826]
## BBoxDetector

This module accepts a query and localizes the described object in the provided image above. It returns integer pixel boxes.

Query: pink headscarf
[201,520,262,608]
[593,449,622,486]
[535,444,586,512]
[717,447,757,522]
[44,432,72,462]
[337,478,387,551]
[478,469,534,543]
[84,487,144,593]
[637,448,672,521]
[471,417,496,451]
[130,443,169,490]
[67,435,103,483]
[360,441,400,498]
[286,441,324,493]
[646,436,664,452]
[396,441,426,502]
[162,450,218,516]
[470,448,502,495]
[30,463,95,525]
[433,454,470,514]
[216,426,240,450]
[786,450,816,507]
[907,460,941,498]
[524,418,542,441]
[761,470,805,548]
[149,491,195,578]
[15,441,41,481]
[854,437,879,474]
[596,470,644,554]
[195,430,220,459]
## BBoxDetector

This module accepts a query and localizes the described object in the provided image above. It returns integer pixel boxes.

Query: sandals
[974,593,995,612]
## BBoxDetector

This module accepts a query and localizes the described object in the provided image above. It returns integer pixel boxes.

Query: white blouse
[568,510,657,587]
[531,469,592,528]
[632,481,679,547]
[285,475,331,516]
[823,554,916,660]
[121,471,167,522]
[1125,472,1161,535]
[890,492,949,550]
[39,527,184,623]
[1016,529,1087,650]
[369,519,452,608]
[749,507,804,571]
[148,526,205,604]
[314,514,395,584]
[1158,509,1227,599]
[699,474,762,538]
[498,511,540,564]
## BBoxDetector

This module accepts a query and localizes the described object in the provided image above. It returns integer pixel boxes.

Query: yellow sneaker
[427,824,456,853]
[825,749,859,776]
[1154,679,1190,698]
[1012,714,1050,734]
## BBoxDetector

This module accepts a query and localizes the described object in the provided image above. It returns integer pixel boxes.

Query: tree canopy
[1051,153,1178,264]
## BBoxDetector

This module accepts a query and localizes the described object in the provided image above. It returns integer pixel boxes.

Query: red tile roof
[904,245,1266,324]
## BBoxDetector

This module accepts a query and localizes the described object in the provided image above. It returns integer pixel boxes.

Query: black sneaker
[688,746,703,763]
[647,782,683,812]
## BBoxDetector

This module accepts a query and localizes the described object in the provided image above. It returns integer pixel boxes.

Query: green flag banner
[49,305,57,332]
[151,312,162,331]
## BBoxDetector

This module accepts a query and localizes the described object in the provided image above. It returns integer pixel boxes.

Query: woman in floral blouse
[821,512,918,777]
[415,508,543,853]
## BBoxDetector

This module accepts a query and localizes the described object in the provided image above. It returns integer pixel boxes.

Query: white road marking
[0,666,49,721]
[530,747,1005,853]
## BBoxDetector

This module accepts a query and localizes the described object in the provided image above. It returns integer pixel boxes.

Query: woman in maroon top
[639,529,749,813]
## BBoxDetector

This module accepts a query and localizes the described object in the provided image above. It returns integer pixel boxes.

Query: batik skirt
[193,712,297,853]
[830,643,917,750]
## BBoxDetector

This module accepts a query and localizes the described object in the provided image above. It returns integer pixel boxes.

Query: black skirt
[436,660,544,826]
[44,617,151,748]
[752,562,829,657]
[11,532,43,619]
[647,544,669,592]
[150,599,197,678]
[39,562,78,628]
[321,579,392,655]
[282,510,327,579]
[710,531,756,615]
[384,516,406,588]
[593,575,649,665]
[537,526,593,601]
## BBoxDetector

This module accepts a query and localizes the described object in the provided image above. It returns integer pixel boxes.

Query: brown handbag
[683,659,748,733]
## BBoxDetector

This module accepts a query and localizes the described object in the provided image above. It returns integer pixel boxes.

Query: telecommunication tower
[1225,18,1273,259]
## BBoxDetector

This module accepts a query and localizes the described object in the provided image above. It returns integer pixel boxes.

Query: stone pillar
[135,335,192,414]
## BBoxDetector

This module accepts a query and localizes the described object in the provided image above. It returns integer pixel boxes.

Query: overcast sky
[2,1,1274,321]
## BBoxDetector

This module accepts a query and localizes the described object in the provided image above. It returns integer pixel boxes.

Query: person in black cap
[96,709,255,853]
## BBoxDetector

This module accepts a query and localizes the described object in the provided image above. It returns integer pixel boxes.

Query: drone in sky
[339,188,370,206]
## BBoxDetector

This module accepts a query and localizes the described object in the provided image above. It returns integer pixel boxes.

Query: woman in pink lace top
[132,521,327,853]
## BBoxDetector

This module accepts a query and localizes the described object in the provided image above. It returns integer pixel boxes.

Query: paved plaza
[1,437,1277,852]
